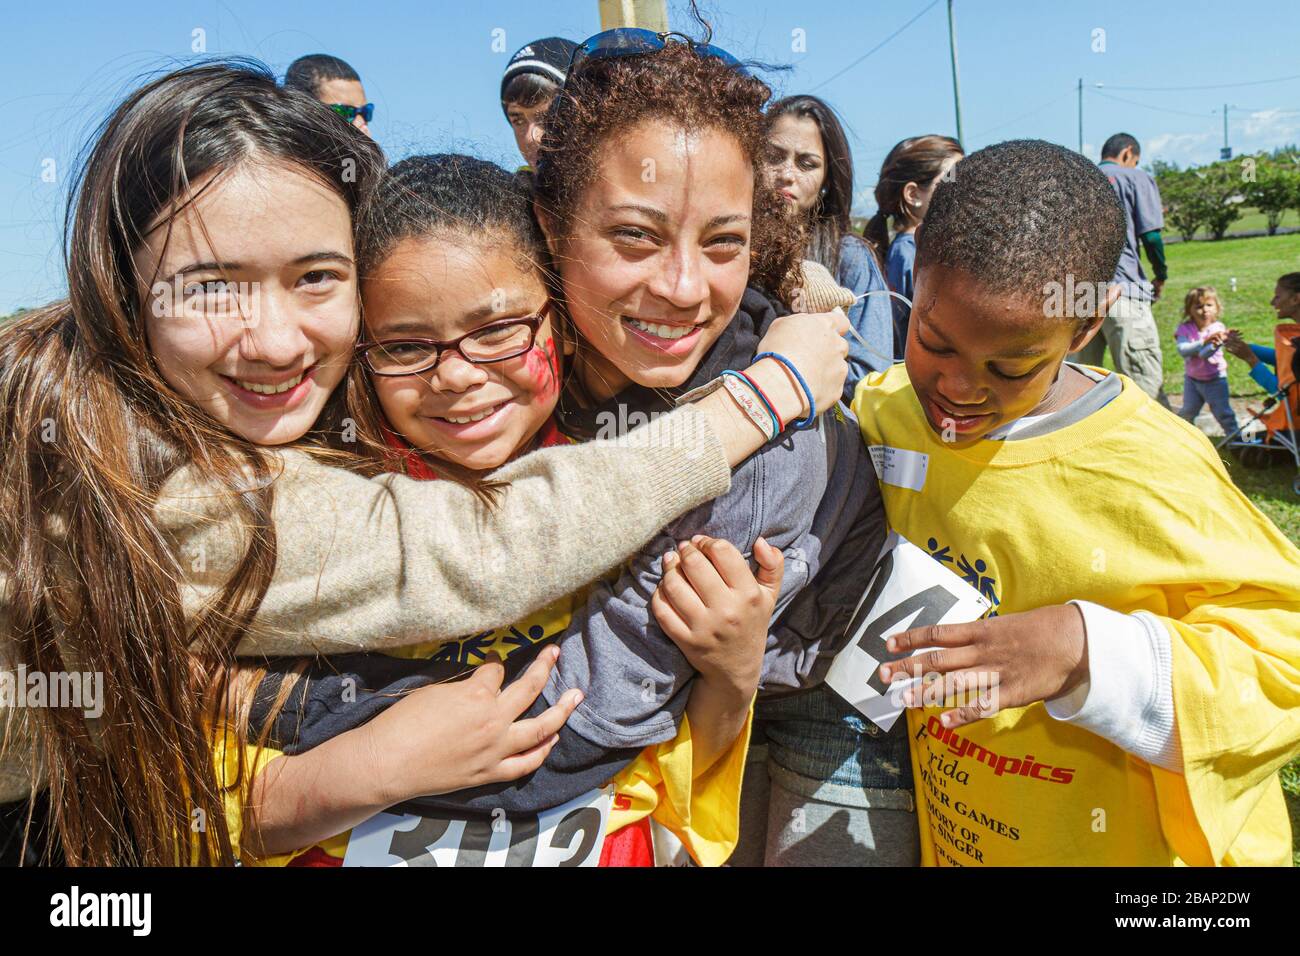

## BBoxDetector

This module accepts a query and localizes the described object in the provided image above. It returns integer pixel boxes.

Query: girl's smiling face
[135,161,359,446]
[362,234,561,472]
[543,119,754,401]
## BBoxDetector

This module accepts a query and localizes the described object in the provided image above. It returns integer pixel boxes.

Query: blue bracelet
[752,351,816,429]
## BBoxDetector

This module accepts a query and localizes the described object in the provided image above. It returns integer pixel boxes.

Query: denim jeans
[730,685,919,866]
[1179,374,1239,437]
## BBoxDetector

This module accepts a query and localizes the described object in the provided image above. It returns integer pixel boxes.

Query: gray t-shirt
[1102,161,1164,302]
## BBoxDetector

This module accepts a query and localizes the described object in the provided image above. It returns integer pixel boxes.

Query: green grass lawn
[1148,232,1300,536]
[1150,231,1300,397]
[1140,233,1300,863]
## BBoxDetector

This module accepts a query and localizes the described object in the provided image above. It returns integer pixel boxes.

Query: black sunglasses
[566,28,748,86]
[329,102,375,124]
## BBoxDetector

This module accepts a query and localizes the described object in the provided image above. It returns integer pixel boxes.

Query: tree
[1277,150,1300,230]
[1156,166,1205,241]
[1195,161,1247,240]
[1243,154,1299,235]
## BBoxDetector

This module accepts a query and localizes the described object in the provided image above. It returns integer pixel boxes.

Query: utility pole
[947,0,965,145]
[1077,78,1083,153]
[1221,103,1232,160]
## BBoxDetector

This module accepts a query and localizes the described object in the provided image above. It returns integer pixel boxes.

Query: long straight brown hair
[0,60,383,865]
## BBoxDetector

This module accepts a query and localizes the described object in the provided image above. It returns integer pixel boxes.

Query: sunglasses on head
[566,28,748,85]
[329,102,375,124]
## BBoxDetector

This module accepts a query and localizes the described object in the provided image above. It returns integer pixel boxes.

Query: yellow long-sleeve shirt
[851,364,1300,866]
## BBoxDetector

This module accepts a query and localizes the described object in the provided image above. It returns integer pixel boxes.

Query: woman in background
[765,95,894,401]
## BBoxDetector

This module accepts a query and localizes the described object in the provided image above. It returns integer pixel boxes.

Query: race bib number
[341,787,611,867]
[825,532,990,732]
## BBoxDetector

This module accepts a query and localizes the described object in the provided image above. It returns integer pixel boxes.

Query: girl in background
[765,94,894,400]
[1175,285,1239,436]
[863,135,963,359]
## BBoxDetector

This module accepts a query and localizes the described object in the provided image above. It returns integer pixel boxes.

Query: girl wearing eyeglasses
[0,60,847,865]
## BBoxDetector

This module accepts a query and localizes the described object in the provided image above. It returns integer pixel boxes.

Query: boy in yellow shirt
[851,139,1300,866]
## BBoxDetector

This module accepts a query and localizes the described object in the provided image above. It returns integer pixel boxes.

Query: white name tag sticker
[825,532,991,732]
[867,445,929,492]
[342,786,611,867]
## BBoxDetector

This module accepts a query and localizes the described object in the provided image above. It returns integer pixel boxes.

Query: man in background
[285,53,374,139]
[1070,132,1171,408]
[500,37,577,171]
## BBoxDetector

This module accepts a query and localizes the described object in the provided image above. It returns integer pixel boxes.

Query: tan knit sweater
[0,405,731,801]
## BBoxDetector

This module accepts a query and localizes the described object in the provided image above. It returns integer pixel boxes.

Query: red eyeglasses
[358,307,549,377]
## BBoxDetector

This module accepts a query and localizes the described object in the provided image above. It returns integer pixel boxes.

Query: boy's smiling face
[905,264,1106,445]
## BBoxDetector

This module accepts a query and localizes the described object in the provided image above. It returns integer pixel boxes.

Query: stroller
[1218,322,1300,496]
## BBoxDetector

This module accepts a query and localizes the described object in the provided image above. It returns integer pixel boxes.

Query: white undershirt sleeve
[1043,600,1183,772]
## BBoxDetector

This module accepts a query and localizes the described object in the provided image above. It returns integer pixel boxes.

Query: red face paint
[522,335,561,400]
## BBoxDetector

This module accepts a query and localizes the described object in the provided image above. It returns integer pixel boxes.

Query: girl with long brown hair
[863,135,963,359]
[0,59,848,865]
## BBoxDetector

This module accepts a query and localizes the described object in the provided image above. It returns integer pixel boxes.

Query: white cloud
[1140,109,1300,170]
[1143,131,1212,162]
[1240,108,1300,144]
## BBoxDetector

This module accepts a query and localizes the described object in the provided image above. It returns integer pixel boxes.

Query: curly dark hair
[916,139,1126,310]
[532,41,805,302]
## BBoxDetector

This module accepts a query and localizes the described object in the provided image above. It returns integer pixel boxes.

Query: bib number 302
[341,787,612,867]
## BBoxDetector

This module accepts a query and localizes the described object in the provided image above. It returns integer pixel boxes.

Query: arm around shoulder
[156,405,732,656]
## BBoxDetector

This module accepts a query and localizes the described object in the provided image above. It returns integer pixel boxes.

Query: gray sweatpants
[1070,295,1172,409]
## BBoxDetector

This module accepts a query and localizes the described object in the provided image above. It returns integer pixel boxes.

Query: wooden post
[598,0,669,31]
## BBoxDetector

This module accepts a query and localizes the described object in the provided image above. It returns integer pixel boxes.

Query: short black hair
[1100,132,1140,159]
[1277,272,1300,296]
[284,54,361,97]
[916,139,1126,302]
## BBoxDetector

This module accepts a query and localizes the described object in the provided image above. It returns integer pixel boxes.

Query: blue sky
[3,0,1298,312]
